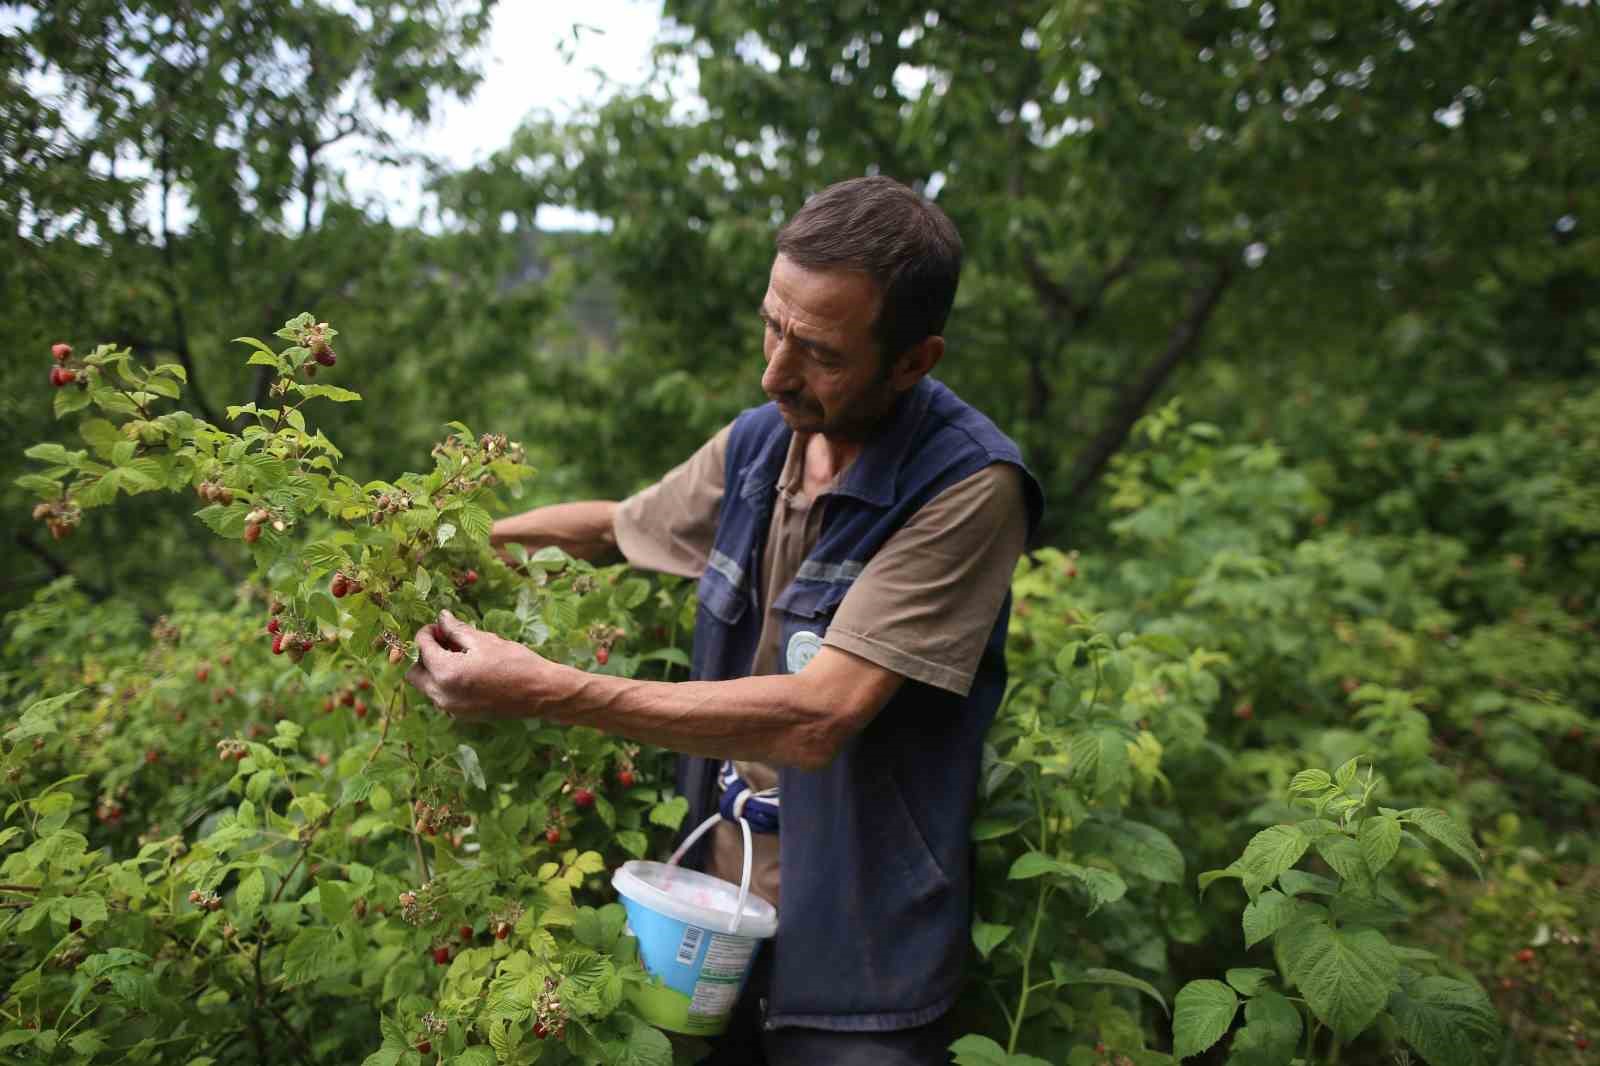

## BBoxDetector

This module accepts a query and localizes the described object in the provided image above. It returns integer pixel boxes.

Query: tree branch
[1059,261,1236,516]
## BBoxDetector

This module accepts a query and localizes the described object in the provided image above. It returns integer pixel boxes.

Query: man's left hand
[405,610,558,722]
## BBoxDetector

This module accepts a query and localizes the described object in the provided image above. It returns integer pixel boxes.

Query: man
[406,175,1042,1065]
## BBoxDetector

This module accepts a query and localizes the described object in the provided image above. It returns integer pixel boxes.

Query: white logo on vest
[785,630,823,673]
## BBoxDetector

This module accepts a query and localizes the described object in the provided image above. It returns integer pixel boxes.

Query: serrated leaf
[1074,816,1184,885]
[1228,989,1303,1064]
[1242,889,1295,949]
[1357,815,1402,876]
[972,920,1013,959]
[648,796,687,830]
[281,926,350,986]
[298,384,362,402]
[1278,921,1396,1041]
[235,869,265,924]
[1288,769,1332,795]
[1313,834,1372,892]
[1172,980,1239,1059]
[1058,967,1169,1015]
[949,1034,1053,1066]
[458,504,493,543]
[1388,976,1500,1066]
[1235,825,1311,896]
[1225,967,1275,996]
[1398,808,1482,877]
[615,830,648,858]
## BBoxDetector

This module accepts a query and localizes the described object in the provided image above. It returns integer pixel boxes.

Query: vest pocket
[877,771,953,905]
[772,580,850,675]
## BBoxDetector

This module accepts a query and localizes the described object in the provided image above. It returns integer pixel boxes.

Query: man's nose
[762,339,803,394]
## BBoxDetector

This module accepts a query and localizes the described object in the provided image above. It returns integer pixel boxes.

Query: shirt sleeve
[823,463,1029,696]
[612,424,733,579]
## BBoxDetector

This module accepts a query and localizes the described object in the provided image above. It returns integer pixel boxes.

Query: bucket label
[674,925,704,966]
[687,933,760,1018]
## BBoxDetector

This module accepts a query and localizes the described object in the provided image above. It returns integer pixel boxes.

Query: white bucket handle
[667,811,754,935]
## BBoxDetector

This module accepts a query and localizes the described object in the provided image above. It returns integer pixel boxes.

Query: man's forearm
[519,649,901,772]
[490,501,619,562]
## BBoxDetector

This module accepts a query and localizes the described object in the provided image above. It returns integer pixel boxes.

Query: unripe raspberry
[389,645,406,665]
[51,343,72,362]
[243,522,262,544]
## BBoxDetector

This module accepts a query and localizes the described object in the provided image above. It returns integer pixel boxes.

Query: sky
[339,1,669,230]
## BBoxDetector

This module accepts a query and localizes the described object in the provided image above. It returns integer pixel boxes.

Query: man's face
[758,255,898,441]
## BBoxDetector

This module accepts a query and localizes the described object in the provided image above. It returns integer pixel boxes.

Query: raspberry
[432,945,451,966]
[266,618,280,635]
[573,788,595,810]
[545,827,561,845]
[617,769,636,788]
[51,343,72,362]
[272,634,286,655]
[595,647,609,666]
[243,522,262,544]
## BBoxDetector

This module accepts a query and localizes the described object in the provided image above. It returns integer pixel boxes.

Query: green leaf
[1172,980,1239,1059]
[1074,816,1185,885]
[457,503,493,543]
[1387,976,1501,1066]
[281,926,349,986]
[1312,834,1372,892]
[1357,815,1402,876]
[1398,808,1483,877]
[456,744,487,790]
[1235,825,1311,897]
[615,830,648,858]
[972,920,1013,960]
[235,869,265,925]
[1278,921,1397,1041]
[615,1014,673,1066]
[1008,851,1060,880]
[1058,967,1169,1015]
[949,1034,1053,1066]
[1288,769,1332,795]
[971,816,1026,841]
[1227,989,1303,1065]
[297,384,362,402]
[1225,968,1275,996]
[649,796,688,830]
[319,880,352,924]
[1242,889,1295,949]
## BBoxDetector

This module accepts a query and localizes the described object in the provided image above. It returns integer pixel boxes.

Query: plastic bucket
[612,816,778,1035]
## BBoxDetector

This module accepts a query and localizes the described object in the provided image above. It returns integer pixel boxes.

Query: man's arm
[489,501,619,563]
[407,611,903,771]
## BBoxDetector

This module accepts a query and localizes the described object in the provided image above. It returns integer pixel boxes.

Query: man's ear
[889,334,944,391]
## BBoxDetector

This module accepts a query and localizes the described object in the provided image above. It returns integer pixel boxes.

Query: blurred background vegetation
[4,1,1596,1060]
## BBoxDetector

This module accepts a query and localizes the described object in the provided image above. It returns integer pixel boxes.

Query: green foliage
[2,319,691,1063]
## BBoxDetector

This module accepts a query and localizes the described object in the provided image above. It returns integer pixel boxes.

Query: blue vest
[677,377,1043,1031]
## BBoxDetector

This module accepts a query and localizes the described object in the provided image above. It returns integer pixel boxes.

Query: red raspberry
[432,946,451,966]
[545,827,561,845]
[573,788,595,810]
[459,924,474,941]
[51,343,72,362]
[595,647,609,666]
[272,634,286,655]
[617,769,636,788]
[266,618,280,634]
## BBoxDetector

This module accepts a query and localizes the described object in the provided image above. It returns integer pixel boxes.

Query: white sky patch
[335,0,667,230]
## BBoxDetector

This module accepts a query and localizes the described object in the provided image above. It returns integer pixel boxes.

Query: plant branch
[1058,260,1235,518]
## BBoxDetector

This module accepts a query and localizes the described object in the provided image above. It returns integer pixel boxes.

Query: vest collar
[736,378,936,509]
[830,378,934,507]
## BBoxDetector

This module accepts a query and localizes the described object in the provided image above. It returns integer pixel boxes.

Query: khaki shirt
[614,421,1029,906]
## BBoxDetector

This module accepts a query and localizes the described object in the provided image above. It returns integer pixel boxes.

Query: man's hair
[775,175,963,360]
